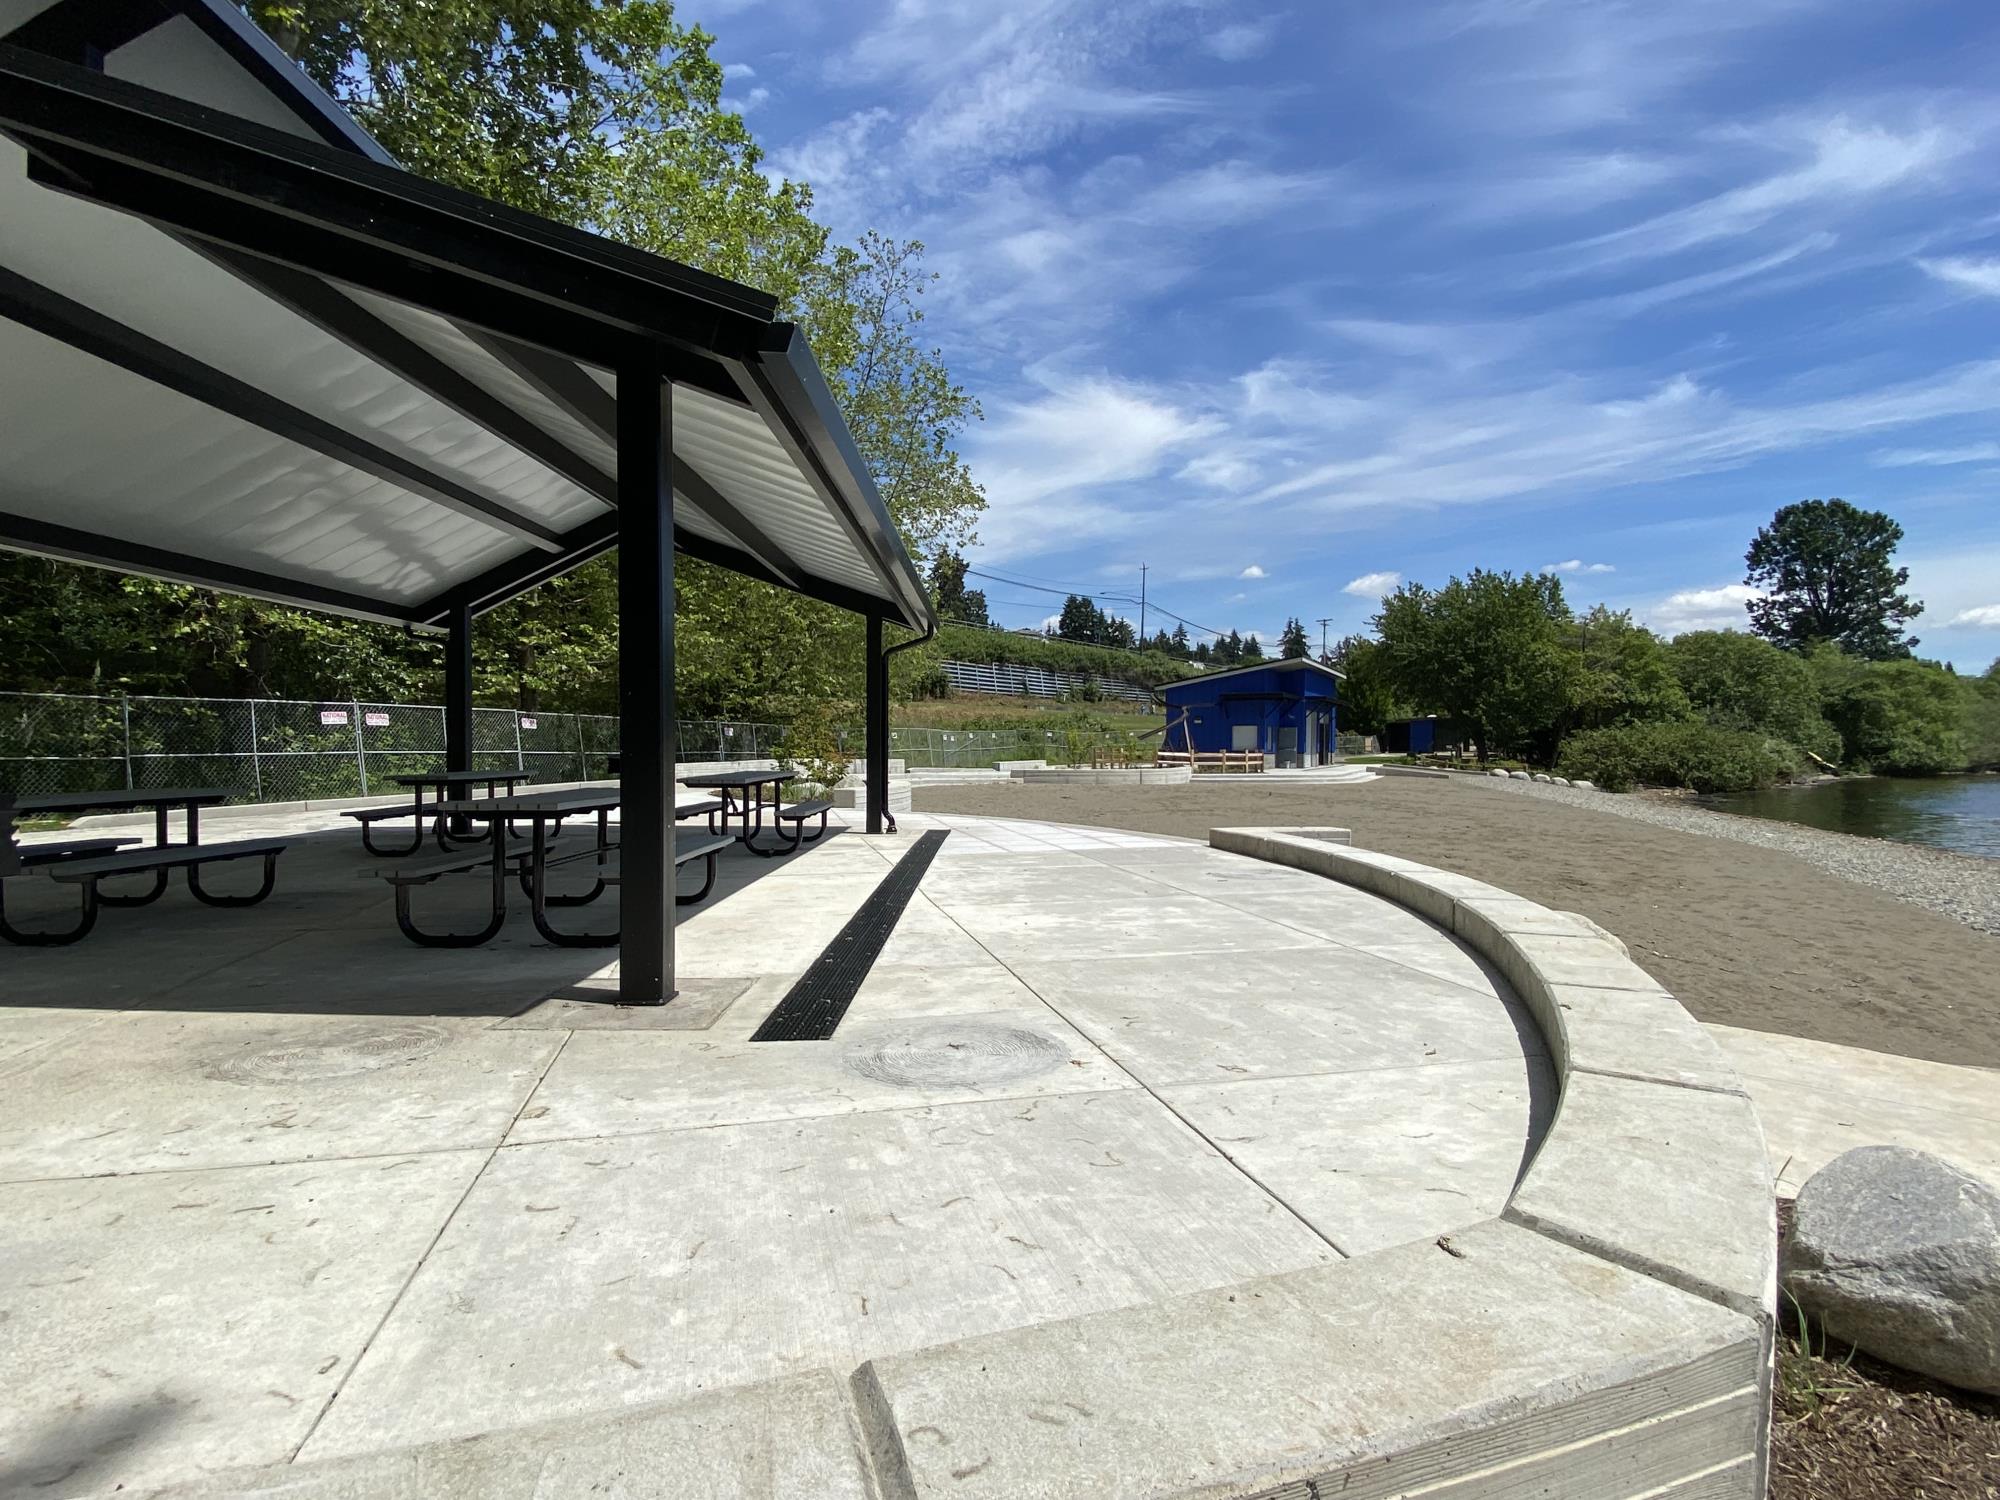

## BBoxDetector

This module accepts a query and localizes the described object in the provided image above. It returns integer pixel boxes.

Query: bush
[1557,721,1789,794]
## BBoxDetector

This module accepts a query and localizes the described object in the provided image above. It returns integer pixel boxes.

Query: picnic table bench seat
[18,836,142,866]
[1,838,287,946]
[751,797,833,857]
[527,831,733,947]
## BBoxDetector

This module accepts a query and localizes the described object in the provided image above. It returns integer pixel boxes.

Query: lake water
[1701,775,2000,860]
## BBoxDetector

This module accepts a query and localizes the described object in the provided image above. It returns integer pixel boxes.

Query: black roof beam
[418,511,621,623]
[0,266,568,554]
[473,334,803,590]
[0,47,778,343]
[0,509,420,627]
[197,246,618,506]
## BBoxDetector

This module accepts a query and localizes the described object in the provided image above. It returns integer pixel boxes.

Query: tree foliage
[1745,499,1922,659]
[1374,570,1579,760]
[1279,618,1311,659]
[1666,630,1839,763]
[0,3,987,720]
[1561,606,1690,736]
[928,550,988,627]
[1806,648,1968,775]
[1326,635,1402,737]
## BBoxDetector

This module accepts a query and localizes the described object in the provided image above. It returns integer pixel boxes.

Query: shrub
[1557,721,1789,794]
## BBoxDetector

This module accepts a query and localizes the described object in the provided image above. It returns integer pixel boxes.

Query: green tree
[1279,618,1310,658]
[1326,635,1402,737]
[928,550,988,627]
[1745,499,1922,659]
[1170,622,1190,658]
[1374,570,1579,762]
[1562,606,1689,735]
[1807,649,1968,774]
[1055,595,1102,645]
[1241,633,1265,661]
[1666,630,1839,762]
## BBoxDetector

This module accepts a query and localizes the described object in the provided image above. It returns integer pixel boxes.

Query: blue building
[1158,658,1344,767]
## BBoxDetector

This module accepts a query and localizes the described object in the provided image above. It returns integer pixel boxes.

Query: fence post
[248,698,263,803]
[351,700,369,796]
[120,694,134,790]
[512,711,526,776]
[572,713,588,780]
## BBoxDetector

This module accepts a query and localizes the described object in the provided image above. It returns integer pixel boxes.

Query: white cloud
[1870,442,2000,467]
[1542,559,1616,574]
[1918,256,2000,297]
[1343,571,1402,597]
[1238,564,1267,579]
[1646,584,1764,636]
[1205,19,1276,61]
[1947,605,2000,629]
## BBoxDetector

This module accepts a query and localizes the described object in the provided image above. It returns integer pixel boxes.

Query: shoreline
[1496,776,2000,934]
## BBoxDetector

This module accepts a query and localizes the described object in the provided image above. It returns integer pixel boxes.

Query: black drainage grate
[749,830,951,1042]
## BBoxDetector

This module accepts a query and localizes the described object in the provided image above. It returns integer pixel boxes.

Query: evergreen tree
[1279,618,1310,658]
[1745,499,1922,659]
[1171,622,1190,658]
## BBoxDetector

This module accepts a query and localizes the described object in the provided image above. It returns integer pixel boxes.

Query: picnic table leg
[529,813,617,947]
[186,801,201,847]
[155,804,170,848]
[0,877,99,945]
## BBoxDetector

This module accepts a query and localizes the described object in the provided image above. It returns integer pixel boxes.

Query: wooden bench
[749,798,833,858]
[528,833,734,947]
[0,839,287,947]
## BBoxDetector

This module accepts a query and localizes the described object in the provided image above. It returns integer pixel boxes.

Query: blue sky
[704,0,2000,670]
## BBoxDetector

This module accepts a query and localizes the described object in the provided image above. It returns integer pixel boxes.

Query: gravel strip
[1479,776,2000,935]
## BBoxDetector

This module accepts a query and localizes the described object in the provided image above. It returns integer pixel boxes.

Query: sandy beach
[915,776,2000,1069]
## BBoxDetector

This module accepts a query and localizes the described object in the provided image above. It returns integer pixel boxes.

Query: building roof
[0,2,935,632]
[1159,656,1346,695]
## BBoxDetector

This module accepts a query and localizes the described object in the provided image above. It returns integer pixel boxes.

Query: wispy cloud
[1205,19,1277,61]
[1542,559,1616,575]
[1947,604,2000,629]
[1343,571,1402,597]
[1238,564,1267,578]
[1919,255,2000,296]
[1870,442,2000,467]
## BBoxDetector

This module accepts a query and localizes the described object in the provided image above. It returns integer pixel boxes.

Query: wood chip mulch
[1772,1199,2000,1498]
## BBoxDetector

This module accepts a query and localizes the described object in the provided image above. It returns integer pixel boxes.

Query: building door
[1230,724,1259,755]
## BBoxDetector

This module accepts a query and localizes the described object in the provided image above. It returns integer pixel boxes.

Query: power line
[968,560,1232,636]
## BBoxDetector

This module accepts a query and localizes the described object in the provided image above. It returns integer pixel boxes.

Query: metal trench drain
[749,830,950,1042]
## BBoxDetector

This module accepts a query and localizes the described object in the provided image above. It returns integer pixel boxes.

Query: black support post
[444,603,473,775]
[865,614,889,836]
[618,350,675,1005]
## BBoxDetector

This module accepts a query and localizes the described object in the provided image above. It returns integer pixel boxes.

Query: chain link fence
[0,691,779,805]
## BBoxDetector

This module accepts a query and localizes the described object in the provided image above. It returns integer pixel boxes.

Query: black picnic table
[677,768,796,849]
[9,786,231,849]
[385,770,534,853]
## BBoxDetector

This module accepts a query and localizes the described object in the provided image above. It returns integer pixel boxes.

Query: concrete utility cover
[205,1023,451,1084]
[844,1020,1073,1088]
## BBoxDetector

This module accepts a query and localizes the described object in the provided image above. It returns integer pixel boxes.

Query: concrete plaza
[0,807,1553,1497]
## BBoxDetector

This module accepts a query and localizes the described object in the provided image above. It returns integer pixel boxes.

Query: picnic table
[377,788,729,947]
[678,768,793,844]
[677,768,835,858]
[346,770,535,855]
[9,786,230,848]
[2,787,285,945]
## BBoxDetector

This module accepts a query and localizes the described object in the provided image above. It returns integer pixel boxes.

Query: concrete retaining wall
[1014,765,1193,786]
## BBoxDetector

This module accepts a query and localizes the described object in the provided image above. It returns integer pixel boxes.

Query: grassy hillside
[932,622,1197,687]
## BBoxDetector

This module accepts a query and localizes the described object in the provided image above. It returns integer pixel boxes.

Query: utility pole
[1138,564,1148,642]
[1315,617,1335,659]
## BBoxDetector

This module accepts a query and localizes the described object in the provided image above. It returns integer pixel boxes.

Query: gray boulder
[1488,768,1509,778]
[1571,779,1595,790]
[1508,770,1531,780]
[1783,1145,2000,1393]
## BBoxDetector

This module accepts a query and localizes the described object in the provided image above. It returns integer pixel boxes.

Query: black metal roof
[0,2,936,633]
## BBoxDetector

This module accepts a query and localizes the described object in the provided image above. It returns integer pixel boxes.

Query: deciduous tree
[1745,499,1922,659]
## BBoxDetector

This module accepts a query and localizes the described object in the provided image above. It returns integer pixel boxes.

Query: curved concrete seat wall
[140,827,1775,1500]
